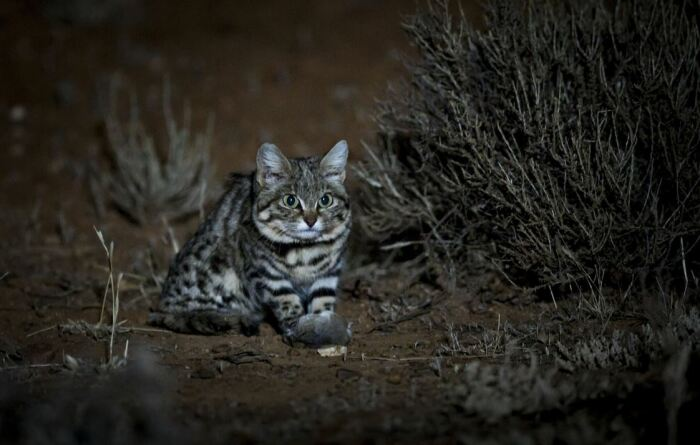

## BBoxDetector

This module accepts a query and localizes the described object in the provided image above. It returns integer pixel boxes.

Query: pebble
[9,105,26,123]
[317,345,347,357]
[386,373,402,385]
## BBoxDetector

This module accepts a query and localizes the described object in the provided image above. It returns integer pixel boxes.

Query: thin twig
[109,273,123,362]
[352,353,505,362]
[0,363,63,372]
[26,325,58,338]
[26,322,172,338]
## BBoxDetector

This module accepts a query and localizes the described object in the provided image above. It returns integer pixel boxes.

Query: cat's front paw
[309,296,336,314]
[274,294,304,325]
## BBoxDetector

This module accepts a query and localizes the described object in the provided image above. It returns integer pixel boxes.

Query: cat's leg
[260,278,304,328]
[307,275,338,314]
[272,292,305,326]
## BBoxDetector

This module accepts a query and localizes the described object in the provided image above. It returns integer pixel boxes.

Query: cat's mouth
[292,228,322,240]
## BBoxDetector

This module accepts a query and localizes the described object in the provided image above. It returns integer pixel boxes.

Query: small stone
[387,373,402,385]
[63,354,80,372]
[9,105,26,123]
[318,345,347,357]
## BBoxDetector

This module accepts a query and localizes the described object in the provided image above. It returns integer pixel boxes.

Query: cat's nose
[303,214,318,228]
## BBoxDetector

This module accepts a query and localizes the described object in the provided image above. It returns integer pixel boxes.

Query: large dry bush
[356,0,700,292]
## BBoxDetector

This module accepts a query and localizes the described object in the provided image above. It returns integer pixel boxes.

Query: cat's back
[174,173,252,254]
[160,173,253,310]
[206,173,254,236]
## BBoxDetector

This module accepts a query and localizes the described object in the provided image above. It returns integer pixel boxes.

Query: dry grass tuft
[556,306,700,371]
[98,77,214,224]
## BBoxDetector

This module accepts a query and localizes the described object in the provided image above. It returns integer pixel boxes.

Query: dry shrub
[99,78,213,224]
[355,0,700,292]
[450,356,605,422]
[447,352,693,444]
[556,306,700,371]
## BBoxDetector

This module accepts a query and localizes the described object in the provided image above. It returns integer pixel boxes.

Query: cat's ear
[256,143,291,187]
[320,140,348,183]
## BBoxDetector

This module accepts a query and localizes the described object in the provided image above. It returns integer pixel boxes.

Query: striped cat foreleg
[263,278,304,327]
[307,275,338,314]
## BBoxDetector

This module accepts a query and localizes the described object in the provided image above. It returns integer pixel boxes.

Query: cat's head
[253,140,351,243]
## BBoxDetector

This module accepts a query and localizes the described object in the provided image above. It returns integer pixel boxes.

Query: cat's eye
[318,193,333,208]
[282,194,300,208]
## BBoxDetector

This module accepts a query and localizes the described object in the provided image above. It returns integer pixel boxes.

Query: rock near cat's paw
[283,312,352,348]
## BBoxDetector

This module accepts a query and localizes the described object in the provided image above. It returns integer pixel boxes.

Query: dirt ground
[1,1,697,444]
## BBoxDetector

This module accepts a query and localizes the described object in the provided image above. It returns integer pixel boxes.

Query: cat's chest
[273,244,339,281]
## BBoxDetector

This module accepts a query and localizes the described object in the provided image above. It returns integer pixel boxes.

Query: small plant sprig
[94,226,127,368]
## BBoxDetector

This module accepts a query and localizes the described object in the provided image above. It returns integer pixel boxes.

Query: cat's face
[253,141,351,243]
